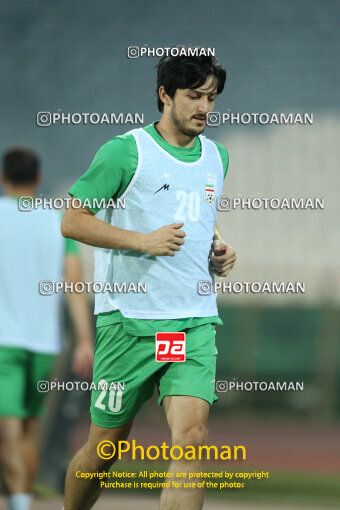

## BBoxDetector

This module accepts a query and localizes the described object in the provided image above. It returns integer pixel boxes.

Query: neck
[5,186,36,198]
[156,116,196,148]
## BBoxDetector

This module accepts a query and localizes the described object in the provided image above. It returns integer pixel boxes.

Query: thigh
[0,346,27,417]
[162,395,210,434]
[0,416,24,444]
[88,419,134,447]
[23,416,39,441]
[81,420,134,469]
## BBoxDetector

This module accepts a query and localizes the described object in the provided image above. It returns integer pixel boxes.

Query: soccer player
[0,148,94,510]
[61,51,236,510]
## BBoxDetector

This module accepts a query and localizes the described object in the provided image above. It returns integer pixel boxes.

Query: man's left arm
[209,223,237,277]
[209,142,236,276]
[64,251,94,379]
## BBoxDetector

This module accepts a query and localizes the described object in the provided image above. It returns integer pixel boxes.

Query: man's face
[169,75,218,137]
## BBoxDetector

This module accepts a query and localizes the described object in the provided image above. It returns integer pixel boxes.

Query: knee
[0,425,20,455]
[172,423,208,449]
[75,421,133,473]
[81,442,114,472]
[83,433,130,472]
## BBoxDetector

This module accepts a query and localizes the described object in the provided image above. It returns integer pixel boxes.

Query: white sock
[6,494,32,510]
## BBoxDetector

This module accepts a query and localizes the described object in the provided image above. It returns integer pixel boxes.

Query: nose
[196,96,209,114]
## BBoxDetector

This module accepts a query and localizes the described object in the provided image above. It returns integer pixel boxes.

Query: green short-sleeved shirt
[69,122,229,335]
[60,213,79,255]
[65,236,79,255]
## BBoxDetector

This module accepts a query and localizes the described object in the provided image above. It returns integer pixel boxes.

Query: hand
[71,341,94,380]
[141,222,186,256]
[209,240,237,277]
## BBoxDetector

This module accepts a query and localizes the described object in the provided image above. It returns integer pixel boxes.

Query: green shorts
[90,322,218,428]
[0,346,56,418]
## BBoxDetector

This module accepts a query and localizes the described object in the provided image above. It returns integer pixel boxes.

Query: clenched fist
[209,240,237,277]
[141,222,186,256]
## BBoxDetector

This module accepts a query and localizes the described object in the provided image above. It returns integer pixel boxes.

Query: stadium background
[1,0,339,508]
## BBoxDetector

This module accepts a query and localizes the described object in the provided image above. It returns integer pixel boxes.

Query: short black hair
[156,47,227,112]
[2,147,40,185]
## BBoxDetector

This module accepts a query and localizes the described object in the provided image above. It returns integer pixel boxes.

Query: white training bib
[94,128,224,319]
[0,197,64,353]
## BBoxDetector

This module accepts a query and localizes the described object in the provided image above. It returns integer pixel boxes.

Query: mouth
[192,116,206,125]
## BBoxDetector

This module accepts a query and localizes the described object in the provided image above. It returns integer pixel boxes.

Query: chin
[193,126,205,136]
[186,124,205,137]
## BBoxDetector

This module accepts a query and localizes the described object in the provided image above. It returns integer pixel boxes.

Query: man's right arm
[61,202,185,257]
[62,136,185,256]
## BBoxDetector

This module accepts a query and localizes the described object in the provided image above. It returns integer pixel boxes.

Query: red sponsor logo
[155,332,186,362]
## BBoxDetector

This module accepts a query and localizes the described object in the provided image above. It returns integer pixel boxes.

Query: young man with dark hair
[0,147,94,510]
[2,148,40,185]
[61,51,236,510]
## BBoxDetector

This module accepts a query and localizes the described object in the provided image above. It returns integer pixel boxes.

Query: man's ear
[159,86,172,108]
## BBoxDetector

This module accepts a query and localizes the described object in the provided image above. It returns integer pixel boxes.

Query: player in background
[0,148,94,510]
[61,50,236,510]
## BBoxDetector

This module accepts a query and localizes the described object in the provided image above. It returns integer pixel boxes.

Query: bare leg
[64,419,133,510]
[0,417,27,494]
[22,418,39,493]
[160,396,210,510]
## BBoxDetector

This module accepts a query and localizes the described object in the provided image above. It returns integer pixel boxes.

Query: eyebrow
[188,88,218,95]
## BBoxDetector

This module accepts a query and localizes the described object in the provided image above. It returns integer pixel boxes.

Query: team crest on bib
[205,184,215,205]
[205,173,217,205]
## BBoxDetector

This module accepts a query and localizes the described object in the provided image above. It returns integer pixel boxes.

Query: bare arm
[64,253,94,379]
[61,199,186,256]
